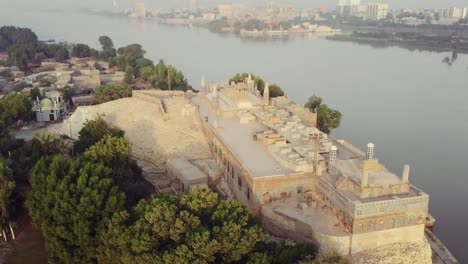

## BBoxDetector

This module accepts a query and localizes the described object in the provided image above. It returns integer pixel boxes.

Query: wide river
[1,7,468,263]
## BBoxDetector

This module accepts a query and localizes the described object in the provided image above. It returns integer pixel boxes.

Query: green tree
[0,93,33,125]
[98,36,117,61]
[269,84,285,98]
[32,133,68,156]
[0,121,11,153]
[124,66,134,84]
[84,135,131,164]
[0,157,15,227]
[0,26,38,52]
[30,87,42,100]
[74,115,124,153]
[59,85,75,105]
[149,60,189,90]
[139,65,154,80]
[93,84,132,104]
[72,43,98,58]
[7,44,36,72]
[316,104,342,134]
[98,189,266,264]
[117,44,145,60]
[26,155,126,264]
[99,36,114,50]
[47,44,69,62]
[305,95,323,113]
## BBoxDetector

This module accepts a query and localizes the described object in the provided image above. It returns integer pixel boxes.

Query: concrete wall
[350,224,425,254]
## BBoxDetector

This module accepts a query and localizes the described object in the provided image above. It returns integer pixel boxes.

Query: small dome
[41,98,53,107]
[367,143,375,148]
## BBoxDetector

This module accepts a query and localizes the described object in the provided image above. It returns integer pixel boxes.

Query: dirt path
[0,208,47,264]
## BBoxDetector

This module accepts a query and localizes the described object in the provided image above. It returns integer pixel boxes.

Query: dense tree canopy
[26,155,126,264]
[0,26,38,52]
[0,157,15,227]
[0,93,33,125]
[74,115,124,153]
[1,26,68,71]
[46,44,70,62]
[98,188,266,264]
[72,43,98,58]
[93,84,132,104]
[139,60,190,91]
[7,44,36,71]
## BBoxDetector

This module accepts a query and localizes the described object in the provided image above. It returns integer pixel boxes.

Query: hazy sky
[1,0,467,11]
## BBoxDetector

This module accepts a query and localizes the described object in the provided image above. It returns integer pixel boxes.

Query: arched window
[367,221,374,231]
[387,218,395,229]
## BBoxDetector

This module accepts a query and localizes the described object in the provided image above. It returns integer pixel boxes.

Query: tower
[329,145,338,164]
[201,76,206,94]
[402,165,410,183]
[263,82,270,106]
[366,143,375,160]
[190,0,198,12]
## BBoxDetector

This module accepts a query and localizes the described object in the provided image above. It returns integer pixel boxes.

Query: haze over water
[1,3,468,263]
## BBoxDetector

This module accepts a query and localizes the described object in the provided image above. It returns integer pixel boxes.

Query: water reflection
[442,51,458,66]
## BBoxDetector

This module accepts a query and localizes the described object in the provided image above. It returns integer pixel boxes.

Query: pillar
[362,169,369,187]
[402,165,410,183]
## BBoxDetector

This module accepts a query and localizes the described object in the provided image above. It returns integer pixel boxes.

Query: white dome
[41,98,53,107]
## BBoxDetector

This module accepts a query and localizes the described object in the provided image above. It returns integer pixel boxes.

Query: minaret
[212,85,218,108]
[402,165,410,183]
[366,143,375,160]
[201,76,206,94]
[263,82,270,106]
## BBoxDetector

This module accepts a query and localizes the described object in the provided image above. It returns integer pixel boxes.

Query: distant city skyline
[2,0,468,11]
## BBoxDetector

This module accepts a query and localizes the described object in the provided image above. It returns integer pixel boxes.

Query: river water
[1,7,468,263]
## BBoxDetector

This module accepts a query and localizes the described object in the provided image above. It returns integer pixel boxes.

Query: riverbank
[327,32,468,54]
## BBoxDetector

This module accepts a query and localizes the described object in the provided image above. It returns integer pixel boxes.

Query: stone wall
[261,205,351,256]
[350,224,425,254]
[351,239,432,264]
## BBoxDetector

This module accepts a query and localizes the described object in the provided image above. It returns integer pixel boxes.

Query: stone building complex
[192,75,430,255]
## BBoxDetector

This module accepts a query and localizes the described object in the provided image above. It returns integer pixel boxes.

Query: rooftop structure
[193,76,429,255]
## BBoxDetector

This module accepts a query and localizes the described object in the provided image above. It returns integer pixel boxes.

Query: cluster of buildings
[337,0,467,25]
[337,0,389,21]
[0,54,125,123]
[184,75,431,255]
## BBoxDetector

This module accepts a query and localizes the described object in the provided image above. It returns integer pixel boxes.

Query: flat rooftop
[196,95,294,178]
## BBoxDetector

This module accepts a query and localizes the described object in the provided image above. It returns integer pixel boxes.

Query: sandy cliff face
[51,97,212,166]
[351,240,432,264]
